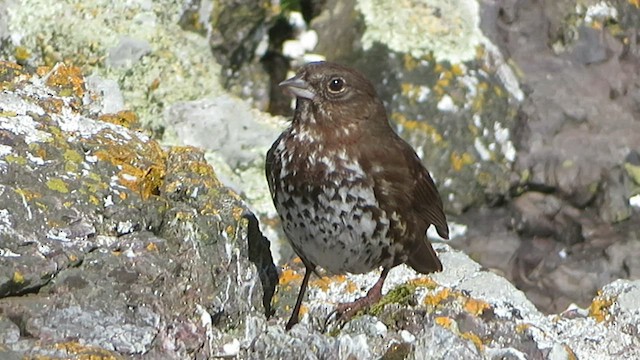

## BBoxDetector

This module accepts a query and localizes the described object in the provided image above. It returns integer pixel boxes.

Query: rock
[0,62,274,358]
[499,0,640,222]
[0,0,225,131]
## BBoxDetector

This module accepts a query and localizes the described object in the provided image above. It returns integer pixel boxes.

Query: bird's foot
[325,275,387,329]
[334,289,383,322]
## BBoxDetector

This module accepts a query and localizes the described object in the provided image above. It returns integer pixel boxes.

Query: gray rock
[85,75,126,114]
[0,62,272,359]
[107,36,153,68]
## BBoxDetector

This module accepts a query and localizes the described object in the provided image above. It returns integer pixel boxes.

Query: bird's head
[279,62,387,129]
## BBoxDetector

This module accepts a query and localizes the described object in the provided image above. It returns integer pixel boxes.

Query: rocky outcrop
[1,60,638,360]
[0,62,275,358]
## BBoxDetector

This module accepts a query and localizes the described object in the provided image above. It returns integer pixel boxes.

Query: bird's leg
[285,265,313,330]
[335,267,390,321]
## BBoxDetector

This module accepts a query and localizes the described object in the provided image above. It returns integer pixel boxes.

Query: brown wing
[407,147,449,240]
[265,133,284,199]
[359,132,448,274]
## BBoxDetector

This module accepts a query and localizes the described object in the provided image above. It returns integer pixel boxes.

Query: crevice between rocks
[244,211,278,318]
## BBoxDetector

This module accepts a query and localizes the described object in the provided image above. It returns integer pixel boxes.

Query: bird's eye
[327,77,345,93]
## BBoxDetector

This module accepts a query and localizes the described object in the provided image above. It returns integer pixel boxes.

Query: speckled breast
[268,134,397,274]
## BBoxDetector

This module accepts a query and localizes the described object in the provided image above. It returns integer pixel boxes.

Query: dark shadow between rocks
[245,212,279,318]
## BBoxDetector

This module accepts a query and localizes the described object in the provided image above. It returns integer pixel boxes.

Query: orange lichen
[589,293,615,323]
[38,97,65,114]
[99,111,140,129]
[515,323,531,333]
[424,288,453,307]
[14,188,42,201]
[94,134,166,200]
[461,331,485,352]
[45,63,86,97]
[0,61,26,88]
[435,316,454,329]
[464,298,490,316]
[279,268,303,287]
[311,274,347,292]
[53,341,121,360]
[0,60,23,71]
[231,206,244,221]
[407,276,438,289]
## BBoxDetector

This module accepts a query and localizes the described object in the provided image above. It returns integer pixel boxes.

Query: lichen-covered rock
[0,61,276,359]
[0,0,225,131]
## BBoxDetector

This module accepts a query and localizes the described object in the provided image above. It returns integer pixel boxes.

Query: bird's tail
[406,237,443,274]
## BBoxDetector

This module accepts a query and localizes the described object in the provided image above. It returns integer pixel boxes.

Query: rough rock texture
[0,0,225,132]
[1,0,640,358]
[0,60,638,359]
[0,62,276,359]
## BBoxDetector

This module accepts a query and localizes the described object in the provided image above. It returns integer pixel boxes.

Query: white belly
[277,182,393,274]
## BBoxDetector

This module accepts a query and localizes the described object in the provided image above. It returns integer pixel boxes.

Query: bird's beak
[279,76,315,100]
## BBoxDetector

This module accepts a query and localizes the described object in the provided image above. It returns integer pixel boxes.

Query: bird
[265,61,449,330]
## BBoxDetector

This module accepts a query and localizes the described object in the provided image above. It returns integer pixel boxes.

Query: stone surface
[0,0,224,131]
[1,0,640,358]
[0,62,273,359]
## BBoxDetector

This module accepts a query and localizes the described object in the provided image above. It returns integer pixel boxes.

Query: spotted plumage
[266,61,449,330]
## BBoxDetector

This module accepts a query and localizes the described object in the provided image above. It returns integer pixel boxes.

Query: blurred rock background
[0,0,639,358]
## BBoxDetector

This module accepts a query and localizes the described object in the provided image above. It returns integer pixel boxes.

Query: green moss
[369,284,418,316]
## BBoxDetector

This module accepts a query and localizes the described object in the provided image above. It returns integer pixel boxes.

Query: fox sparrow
[266,62,449,330]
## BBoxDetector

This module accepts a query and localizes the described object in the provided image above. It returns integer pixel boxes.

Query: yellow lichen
[631,0,640,8]
[403,54,419,71]
[451,64,464,76]
[450,152,474,171]
[225,225,234,237]
[46,178,70,193]
[64,149,84,163]
[146,242,158,251]
[0,110,18,117]
[391,112,443,144]
[4,154,27,166]
[12,271,24,284]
